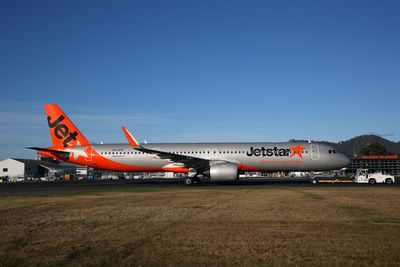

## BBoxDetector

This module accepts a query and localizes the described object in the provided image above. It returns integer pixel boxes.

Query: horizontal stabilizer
[27,147,70,159]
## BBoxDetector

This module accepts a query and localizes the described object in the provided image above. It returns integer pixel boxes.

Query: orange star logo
[290,144,305,158]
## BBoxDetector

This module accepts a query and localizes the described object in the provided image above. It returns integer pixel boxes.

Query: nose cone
[340,154,351,167]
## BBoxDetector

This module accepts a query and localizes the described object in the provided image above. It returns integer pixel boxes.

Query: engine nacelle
[205,163,238,182]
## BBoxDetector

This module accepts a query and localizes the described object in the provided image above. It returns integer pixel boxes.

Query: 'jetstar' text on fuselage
[246,147,291,157]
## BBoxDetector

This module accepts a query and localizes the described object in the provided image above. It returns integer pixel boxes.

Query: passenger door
[310,145,320,160]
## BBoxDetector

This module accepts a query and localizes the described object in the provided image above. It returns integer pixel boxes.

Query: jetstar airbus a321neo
[30,104,351,185]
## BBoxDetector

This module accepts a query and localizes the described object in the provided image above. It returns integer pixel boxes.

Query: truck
[353,169,395,184]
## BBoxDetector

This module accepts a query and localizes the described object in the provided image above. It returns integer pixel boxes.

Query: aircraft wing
[121,127,210,169]
[135,146,210,169]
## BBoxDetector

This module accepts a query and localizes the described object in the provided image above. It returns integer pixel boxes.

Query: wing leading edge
[121,127,210,169]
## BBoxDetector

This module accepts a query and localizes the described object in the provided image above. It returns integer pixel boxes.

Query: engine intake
[204,163,238,182]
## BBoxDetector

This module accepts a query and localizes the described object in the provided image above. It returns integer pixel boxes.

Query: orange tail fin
[44,104,91,148]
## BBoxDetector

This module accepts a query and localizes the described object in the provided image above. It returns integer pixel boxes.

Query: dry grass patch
[1,186,400,266]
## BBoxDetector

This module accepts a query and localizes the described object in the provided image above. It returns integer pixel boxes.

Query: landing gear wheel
[311,179,318,185]
[184,177,194,185]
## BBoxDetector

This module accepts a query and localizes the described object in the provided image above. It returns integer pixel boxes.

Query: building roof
[359,155,400,159]
[11,158,79,169]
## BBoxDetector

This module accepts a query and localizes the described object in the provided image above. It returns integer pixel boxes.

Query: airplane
[29,104,351,185]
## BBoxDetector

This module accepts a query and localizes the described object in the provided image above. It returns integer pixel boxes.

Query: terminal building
[348,155,400,176]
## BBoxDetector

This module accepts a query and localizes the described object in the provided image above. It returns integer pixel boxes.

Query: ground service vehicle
[354,169,395,184]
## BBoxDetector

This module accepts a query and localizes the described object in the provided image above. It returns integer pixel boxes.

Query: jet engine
[204,163,238,182]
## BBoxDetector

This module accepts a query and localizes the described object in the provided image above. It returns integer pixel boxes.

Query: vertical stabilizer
[44,104,91,148]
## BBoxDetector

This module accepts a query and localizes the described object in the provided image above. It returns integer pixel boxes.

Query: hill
[292,135,400,157]
[335,135,400,157]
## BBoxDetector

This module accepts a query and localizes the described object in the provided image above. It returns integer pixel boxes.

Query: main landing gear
[183,177,199,185]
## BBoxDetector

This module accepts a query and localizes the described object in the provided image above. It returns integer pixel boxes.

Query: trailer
[311,169,395,185]
[311,177,353,184]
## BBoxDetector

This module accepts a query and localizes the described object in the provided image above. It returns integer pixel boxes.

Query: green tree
[360,142,388,156]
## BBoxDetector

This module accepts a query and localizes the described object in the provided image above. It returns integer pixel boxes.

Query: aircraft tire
[184,177,194,186]
[386,178,393,185]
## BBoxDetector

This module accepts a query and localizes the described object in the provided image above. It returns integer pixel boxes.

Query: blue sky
[1,0,400,159]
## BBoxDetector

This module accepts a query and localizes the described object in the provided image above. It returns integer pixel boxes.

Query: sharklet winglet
[121,126,140,147]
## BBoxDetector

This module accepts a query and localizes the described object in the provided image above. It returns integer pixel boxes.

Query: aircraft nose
[341,154,351,166]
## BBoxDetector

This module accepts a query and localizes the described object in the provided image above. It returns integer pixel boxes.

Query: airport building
[348,155,400,176]
[0,158,77,180]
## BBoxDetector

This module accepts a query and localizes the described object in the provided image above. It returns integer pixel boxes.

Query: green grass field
[1,185,400,266]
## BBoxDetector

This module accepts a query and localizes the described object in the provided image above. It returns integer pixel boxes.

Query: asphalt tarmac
[0,177,398,196]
